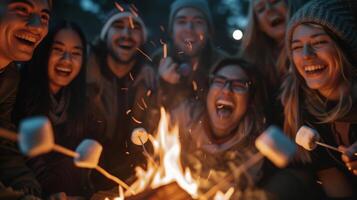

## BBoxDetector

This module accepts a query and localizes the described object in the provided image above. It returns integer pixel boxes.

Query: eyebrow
[10,0,51,16]
[53,41,83,50]
[291,33,328,44]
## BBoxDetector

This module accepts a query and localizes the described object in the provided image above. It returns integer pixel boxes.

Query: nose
[302,44,315,59]
[27,14,44,32]
[184,21,194,31]
[122,27,132,37]
[61,52,72,63]
[222,82,233,93]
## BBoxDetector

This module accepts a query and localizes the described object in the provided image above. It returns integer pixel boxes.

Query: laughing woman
[172,58,268,198]
[281,0,357,199]
[13,21,92,198]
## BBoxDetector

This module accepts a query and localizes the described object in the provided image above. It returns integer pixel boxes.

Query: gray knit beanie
[100,8,147,43]
[168,0,213,35]
[286,0,357,64]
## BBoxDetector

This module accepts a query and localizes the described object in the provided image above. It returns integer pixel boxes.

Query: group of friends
[0,0,356,199]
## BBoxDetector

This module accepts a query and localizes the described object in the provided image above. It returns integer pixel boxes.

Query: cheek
[236,95,249,113]
[72,58,83,76]
[206,88,217,109]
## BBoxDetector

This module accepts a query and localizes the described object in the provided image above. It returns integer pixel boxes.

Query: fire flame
[126,108,199,198]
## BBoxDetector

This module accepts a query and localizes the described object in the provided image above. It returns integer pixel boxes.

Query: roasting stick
[0,127,135,195]
[200,153,264,200]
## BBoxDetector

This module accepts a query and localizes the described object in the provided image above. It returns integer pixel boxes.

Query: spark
[131,116,143,124]
[114,2,124,12]
[129,72,134,81]
[146,89,152,96]
[137,102,145,111]
[163,43,167,58]
[141,98,148,109]
[192,80,198,91]
[136,48,153,62]
[129,7,138,17]
[129,16,134,29]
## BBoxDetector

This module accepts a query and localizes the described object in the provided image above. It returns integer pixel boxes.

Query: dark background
[51,0,250,55]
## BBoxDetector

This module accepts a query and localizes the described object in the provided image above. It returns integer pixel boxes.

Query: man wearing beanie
[152,0,228,111]
[87,5,157,190]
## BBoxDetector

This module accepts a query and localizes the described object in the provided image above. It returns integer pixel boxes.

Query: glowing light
[232,29,243,40]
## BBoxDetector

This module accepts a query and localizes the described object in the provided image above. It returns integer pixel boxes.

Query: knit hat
[286,0,357,64]
[168,0,214,35]
[100,8,147,43]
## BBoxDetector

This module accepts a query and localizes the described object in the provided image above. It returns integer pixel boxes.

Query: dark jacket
[0,63,42,198]
[303,106,357,199]
[86,49,157,190]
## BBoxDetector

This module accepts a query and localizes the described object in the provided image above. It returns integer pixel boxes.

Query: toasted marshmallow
[131,127,148,145]
[74,139,102,168]
[255,126,296,168]
[296,126,320,151]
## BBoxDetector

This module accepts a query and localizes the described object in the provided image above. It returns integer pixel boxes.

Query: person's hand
[339,142,357,176]
[158,57,180,84]
[134,65,157,90]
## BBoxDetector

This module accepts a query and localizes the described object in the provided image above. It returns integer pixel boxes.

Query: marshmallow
[131,127,148,145]
[19,117,54,157]
[74,139,102,168]
[295,126,320,151]
[255,126,296,168]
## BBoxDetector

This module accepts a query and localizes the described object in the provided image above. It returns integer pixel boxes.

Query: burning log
[126,182,193,200]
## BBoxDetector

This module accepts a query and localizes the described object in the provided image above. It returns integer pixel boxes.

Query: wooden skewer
[0,128,134,194]
[316,141,357,156]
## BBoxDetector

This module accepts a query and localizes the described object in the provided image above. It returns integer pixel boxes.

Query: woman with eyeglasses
[170,57,269,198]
[171,57,318,199]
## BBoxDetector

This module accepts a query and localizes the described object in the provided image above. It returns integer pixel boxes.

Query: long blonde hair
[240,0,288,88]
[281,24,356,163]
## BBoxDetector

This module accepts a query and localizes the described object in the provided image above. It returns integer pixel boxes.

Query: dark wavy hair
[14,20,87,140]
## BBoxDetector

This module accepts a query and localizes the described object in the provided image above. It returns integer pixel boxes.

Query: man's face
[106,16,143,64]
[172,7,209,58]
[0,0,50,63]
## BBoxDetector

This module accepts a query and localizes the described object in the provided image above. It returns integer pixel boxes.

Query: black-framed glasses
[209,75,251,93]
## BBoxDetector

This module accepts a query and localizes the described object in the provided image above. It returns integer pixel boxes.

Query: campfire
[109,108,234,200]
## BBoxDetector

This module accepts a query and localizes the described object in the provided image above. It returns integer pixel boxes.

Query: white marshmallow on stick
[0,116,134,194]
[203,125,297,199]
[18,117,54,157]
[131,127,148,145]
[255,125,296,168]
[74,139,102,168]
[296,126,357,156]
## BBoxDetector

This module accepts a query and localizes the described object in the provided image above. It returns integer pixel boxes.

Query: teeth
[15,34,37,43]
[216,99,234,108]
[304,65,325,72]
[56,67,71,73]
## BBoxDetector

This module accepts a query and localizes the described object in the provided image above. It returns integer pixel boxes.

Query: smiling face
[0,0,50,65]
[207,65,250,139]
[253,0,287,42]
[291,24,342,97]
[48,28,83,94]
[172,7,209,57]
[106,16,143,64]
